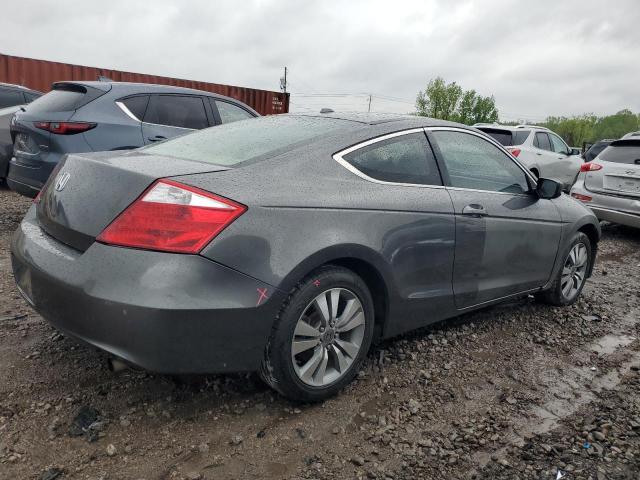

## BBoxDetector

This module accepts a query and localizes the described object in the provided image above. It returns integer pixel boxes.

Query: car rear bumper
[11,208,285,374]
[571,180,640,229]
[7,151,62,197]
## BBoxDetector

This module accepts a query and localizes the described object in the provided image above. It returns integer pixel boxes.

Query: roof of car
[474,123,545,132]
[54,80,247,98]
[292,112,468,128]
[0,82,41,94]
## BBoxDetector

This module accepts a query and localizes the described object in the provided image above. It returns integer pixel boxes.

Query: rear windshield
[27,88,87,113]
[479,128,529,146]
[142,115,358,166]
[599,141,640,165]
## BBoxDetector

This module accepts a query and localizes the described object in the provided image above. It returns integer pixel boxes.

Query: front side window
[143,95,209,129]
[534,132,552,151]
[342,132,442,185]
[433,130,530,194]
[549,133,569,154]
[213,99,254,124]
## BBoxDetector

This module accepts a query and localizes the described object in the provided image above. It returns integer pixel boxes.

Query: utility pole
[368,94,372,113]
[280,67,288,93]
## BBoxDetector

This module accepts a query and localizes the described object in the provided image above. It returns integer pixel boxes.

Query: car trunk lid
[36,151,230,251]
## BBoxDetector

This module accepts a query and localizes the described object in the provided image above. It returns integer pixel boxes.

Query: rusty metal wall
[0,53,289,115]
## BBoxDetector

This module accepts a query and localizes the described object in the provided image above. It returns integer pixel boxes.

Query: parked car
[8,81,259,197]
[11,113,600,401]
[583,139,615,163]
[622,131,640,139]
[0,83,42,183]
[571,138,640,228]
[475,124,583,190]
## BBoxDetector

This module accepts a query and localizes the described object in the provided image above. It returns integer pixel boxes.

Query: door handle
[536,152,542,156]
[462,204,488,217]
[148,135,167,142]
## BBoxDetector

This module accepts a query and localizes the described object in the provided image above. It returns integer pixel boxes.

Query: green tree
[416,77,498,124]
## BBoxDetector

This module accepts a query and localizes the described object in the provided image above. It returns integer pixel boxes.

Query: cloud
[1,0,638,120]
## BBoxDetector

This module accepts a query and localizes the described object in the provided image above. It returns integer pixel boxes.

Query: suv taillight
[580,162,603,172]
[34,121,97,135]
[508,148,521,157]
[97,180,246,254]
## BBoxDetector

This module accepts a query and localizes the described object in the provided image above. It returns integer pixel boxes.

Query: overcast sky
[1,0,638,121]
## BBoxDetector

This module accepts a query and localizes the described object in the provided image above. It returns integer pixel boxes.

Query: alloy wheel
[561,242,588,300]
[291,288,366,387]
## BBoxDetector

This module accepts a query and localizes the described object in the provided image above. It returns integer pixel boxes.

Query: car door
[548,132,583,188]
[335,130,457,334]
[141,94,211,145]
[532,132,557,177]
[428,128,562,310]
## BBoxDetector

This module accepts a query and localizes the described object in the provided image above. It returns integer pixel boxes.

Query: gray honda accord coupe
[11,113,600,401]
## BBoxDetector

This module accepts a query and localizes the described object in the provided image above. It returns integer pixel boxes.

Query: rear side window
[120,95,149,121]
[342,133,442,185]
[512,130,530,145]
[143,115,357,166]
[599,141,640,165]
[534,132,552,151]
[143,95,209,129]
[0,89,24,108]
[585,142,609,162]
[213,99,254,124]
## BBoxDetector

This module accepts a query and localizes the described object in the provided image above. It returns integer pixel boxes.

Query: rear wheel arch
[279,246,392,340]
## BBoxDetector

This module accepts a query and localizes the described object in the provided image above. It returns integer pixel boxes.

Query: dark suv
[0,83,42,183]
[8,81,259,197]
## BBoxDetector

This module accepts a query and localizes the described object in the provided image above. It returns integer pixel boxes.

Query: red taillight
[34,121,96,135]
[508,148,521,157]
[97,180,246,254]
[571,193,592,202]
[580,162,602,172]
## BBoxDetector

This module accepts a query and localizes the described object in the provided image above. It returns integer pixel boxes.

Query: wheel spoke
[294,320,321,338]
[562,266,571,276]
[562,278,573,297]
[292,338,320,355]
[314,293,331,324]
[335,339,359,358]
[299,346,324,383]
[330,344,349,373]
[329,289,340,321]
[313,347,329,383]
[336,311,365,333]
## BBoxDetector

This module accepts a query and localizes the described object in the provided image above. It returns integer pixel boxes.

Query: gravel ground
[1,185,639,480]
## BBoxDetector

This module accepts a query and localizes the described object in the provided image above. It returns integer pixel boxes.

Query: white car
[475,124,584,190]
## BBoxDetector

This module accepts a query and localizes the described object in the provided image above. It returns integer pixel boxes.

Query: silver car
[571,138,640,228]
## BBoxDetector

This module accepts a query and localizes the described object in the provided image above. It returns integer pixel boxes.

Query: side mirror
[536,178,563,199]
[570,148,581,156]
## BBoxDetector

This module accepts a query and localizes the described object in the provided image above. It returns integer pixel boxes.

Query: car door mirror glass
[536,178,563,199]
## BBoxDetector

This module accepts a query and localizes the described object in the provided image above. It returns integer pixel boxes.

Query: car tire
[536,232,592,306]
[260,266,375,402]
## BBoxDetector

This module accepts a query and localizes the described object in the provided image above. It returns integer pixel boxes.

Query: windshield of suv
[478,128,530,146]
[599,140,640,165]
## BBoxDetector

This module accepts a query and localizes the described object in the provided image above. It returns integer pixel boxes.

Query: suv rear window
[478,128,530,146]
[599,140,640,165]
[27,84,101,113]
[143,115,358,166]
